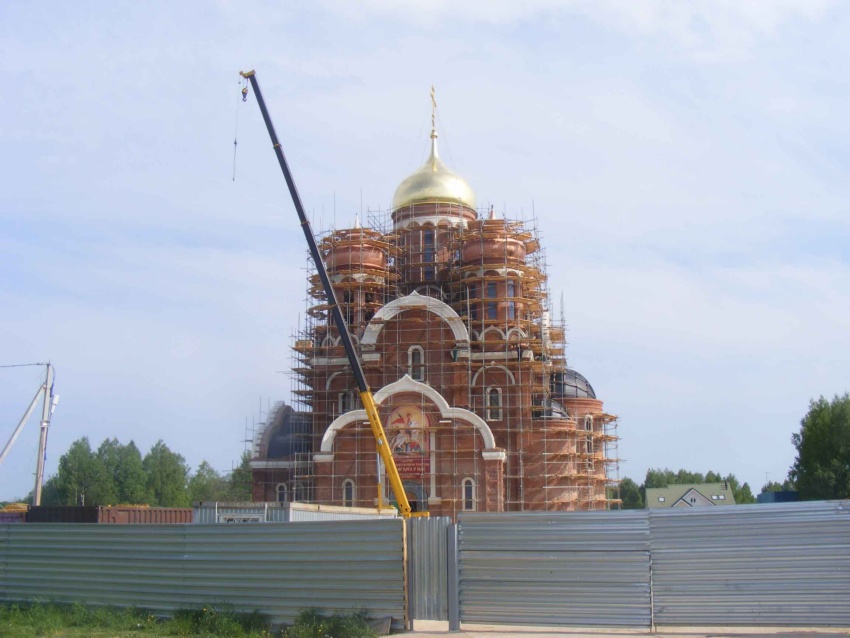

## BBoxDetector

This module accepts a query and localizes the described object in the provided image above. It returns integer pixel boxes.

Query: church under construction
[250,108,621,517]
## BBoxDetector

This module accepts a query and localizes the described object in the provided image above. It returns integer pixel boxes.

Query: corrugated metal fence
[0,520,408,630]
[453,501,850,628]
[3,502,849,629]
[457,510,652,627]
[407,516,450,620]
[650,500,850,626]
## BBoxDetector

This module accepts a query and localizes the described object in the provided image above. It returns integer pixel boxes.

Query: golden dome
[392,130,476,211]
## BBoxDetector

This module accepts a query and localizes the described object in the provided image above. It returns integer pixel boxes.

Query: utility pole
[33,364,55,506]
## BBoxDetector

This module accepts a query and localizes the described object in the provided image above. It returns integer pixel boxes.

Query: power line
[0,363,47,369]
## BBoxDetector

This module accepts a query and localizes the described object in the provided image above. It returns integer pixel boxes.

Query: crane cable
[233,79,249,181]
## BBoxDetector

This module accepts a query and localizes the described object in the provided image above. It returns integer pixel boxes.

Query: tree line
[16,437,252,507]
[618,393,850,508]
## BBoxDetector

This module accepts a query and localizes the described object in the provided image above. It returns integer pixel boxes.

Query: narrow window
[423,230,434,263]
[342,479,355,507]
[462,478,476,511]
[468,283,478,299]
[584,415,593,454]
[276,484,288,503]
[487,302,498,319]
[408,346,425,381]
[339,390,355,414]
[506,280,516,297]
[486,387,502,421]
[506,302,516,320]
[470,304,479,320]
[487,281,497,298]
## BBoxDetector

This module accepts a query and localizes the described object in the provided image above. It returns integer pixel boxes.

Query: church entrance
[402,480,428,513]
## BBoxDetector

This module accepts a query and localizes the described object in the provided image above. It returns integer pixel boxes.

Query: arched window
[408,346,425,381]
[584,415,594,455]
[338,390,355,414]
[461,478,476,511]
[423,229,435,263]
[342,479,355,507]
[486,387,502,421]
[275,483,288,503]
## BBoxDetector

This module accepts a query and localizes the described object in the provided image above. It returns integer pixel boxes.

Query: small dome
[265,405,312,459]
[551,369,597,400]
[392,131,476,211]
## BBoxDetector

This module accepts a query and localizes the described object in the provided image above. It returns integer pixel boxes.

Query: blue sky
[2,1,848,500]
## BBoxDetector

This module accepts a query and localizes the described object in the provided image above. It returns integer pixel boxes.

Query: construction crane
[239,70,422,519]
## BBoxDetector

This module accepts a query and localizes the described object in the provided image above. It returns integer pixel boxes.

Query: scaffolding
[255,202,620,515]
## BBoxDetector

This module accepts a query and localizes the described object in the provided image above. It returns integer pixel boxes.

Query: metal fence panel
[458,511,651,627]
[0,520,408,630]
[650,500,850,626]
[407,517,450,620]
[193,502,398,523]
[193,503,288,523]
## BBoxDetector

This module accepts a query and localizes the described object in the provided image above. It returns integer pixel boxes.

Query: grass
[0,601,274,637]
[282,609,378,638]
[0,603,381,638]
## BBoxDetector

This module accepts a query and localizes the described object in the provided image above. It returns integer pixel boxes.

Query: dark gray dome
[550,369,596,400]
[266,403,312,459]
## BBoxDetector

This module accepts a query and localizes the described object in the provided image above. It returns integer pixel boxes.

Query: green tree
[96,439,151,504]
[790,393,850,500]
[675,469,705,484]
[187,461,227,503]
[95,439,121,504]
[760,479,795,494]
[115,441,152,504]
[55,438,111,505]
[705,470,722,483]
[643,468,674,488]
[143,440,190,507]
[226,451,253,501]
[724,474,756,504]
[644,468,707,488]
[619,477,644,509]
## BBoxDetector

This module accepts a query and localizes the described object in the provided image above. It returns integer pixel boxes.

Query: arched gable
[317,374,497,455]
[361,292,469,346]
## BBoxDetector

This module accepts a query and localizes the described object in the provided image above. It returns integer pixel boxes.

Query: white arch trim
[361,292,469,346]
[506,327,528,340]
[480,326,506,341]
[471,364,516,386]
[318,374,497,453]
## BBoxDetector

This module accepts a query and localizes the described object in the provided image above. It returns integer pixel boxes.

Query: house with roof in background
[645,482,736,508]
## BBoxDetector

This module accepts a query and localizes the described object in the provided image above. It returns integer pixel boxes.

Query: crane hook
[242,86,249,102]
